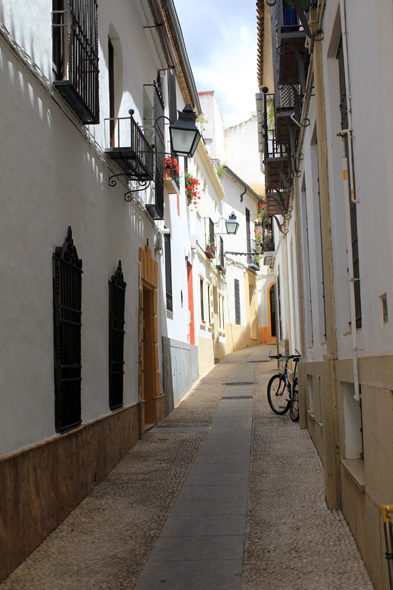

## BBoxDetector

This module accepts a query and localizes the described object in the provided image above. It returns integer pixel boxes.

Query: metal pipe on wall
[339,0,360,402]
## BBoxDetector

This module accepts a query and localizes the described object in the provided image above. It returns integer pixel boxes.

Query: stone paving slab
[170,497,248,518]
[188,462,250,475]
[192,452,250,465]
[183,471,249,487]
[147,534,245,562]
[133,559,243,590]
[160,515,246,537]
[175,483,248,502]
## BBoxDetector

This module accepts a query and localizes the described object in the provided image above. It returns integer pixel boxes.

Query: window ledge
[341,458,365,492]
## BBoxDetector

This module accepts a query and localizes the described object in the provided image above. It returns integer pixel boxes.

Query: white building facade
[0,0,206,580]
[258,0,393,588]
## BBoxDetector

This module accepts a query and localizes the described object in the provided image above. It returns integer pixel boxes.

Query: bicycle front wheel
[267,374,290,415]
[290,377,299,422]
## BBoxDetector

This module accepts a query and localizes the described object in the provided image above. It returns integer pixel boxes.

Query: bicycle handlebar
[268,349,302,361]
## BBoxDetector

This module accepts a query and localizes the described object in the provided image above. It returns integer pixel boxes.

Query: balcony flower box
[164,156,180,194]
[205,244,216,260]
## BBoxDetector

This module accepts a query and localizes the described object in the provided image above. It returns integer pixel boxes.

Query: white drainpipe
[339,0,360,402]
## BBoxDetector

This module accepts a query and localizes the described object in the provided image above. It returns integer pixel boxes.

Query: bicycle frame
[267,349,301,421]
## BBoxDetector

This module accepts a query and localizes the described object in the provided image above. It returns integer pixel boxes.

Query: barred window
[53,227,83,432]
[52,0,99,124]
[109,261,126,410]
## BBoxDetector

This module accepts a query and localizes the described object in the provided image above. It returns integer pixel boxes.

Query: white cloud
[175,1,258,128]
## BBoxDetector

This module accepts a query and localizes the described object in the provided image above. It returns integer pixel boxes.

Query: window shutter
[235,279,241,325]
[168,72,177,124]
[164,234,173,311]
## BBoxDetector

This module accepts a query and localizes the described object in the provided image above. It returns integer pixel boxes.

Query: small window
[235,279,241,325]
[53,227,83,432]
[109,261,126,410]
[207,284,211,324]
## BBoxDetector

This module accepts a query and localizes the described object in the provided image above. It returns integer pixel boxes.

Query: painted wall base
[163,337,198,415]
[0,404,140,584]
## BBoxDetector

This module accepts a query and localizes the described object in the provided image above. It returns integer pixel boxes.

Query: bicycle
[267,349,301,422]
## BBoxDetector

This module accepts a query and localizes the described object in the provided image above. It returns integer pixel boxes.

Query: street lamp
[169,104,201,158]
[225,212,240,235]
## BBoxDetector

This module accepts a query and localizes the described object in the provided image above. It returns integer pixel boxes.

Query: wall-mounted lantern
[225,212,240,235]
[169,104,201,158]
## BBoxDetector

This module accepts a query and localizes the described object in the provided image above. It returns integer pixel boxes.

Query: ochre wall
[198,335,214,377]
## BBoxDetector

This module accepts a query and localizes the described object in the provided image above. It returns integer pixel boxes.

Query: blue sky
[173,0,259,128]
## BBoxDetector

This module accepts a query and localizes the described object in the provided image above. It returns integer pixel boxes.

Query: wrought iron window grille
[52,0,99,124]
[53,226,83,433]
[109,261,126,411]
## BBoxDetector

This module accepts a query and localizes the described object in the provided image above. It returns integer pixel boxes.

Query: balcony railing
[105,111,154,182]
[248,239,260,272]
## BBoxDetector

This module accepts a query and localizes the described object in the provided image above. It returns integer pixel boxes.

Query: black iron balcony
[105,110,154,182]
[272,0,310,91]
[261,91,293,195]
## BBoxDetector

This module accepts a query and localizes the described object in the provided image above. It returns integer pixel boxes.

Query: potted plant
[164,156,180,194]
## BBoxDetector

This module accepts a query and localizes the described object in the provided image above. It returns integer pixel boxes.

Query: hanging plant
[185,171,200,207]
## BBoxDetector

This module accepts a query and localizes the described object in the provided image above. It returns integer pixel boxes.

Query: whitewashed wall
[0,0,170,456]
[294,0,393,363]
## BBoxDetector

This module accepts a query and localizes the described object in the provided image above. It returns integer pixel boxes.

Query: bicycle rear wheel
[267,374,290,415]
[290,377,299,422]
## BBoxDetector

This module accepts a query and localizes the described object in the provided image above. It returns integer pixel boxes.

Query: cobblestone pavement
[1,345,374,589]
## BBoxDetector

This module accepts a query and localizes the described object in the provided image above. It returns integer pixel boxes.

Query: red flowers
[164,156,180,176]
[185,171,200,207]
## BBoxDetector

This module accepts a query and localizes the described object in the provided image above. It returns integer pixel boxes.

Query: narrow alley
[0,345,373,590]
